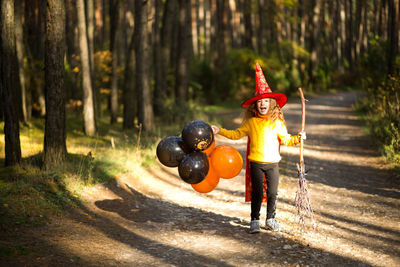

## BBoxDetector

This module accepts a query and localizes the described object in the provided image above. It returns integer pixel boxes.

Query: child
[211,62,305,233]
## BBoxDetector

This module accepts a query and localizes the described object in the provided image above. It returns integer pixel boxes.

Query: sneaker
[249,220,261,234]
[265,218,280,232]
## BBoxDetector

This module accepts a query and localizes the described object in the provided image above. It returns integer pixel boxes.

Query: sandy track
[2,91,399,267]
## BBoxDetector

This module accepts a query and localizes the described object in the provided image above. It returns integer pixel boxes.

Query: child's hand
[211,125,220,134]
[298,132,307,140]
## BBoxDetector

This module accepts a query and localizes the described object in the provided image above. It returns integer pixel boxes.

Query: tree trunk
[265,0,278,52]
[198,0,205,55]
[354,0,363,65]
[15,0,29,122]
[373,0,379,36]
[309,0,319,83]
[43,0,67,169]
[378,0,387,38]
[328,0,337,67]
[135,0,154,131]
[243,0,253,49]
[0,74,3,120]
[86,0,95,74]
[77,0,96,136]
[229,0,239,48]
[192,0,198,56]
[174,0,192,104]
[123,2,136,130]
[110,0,121,124]
[1,0,22,166]
[387,0,398,75]
[153,0,164,116]
[204,0,211,60]
[292,2,299,76]
[216,0,228,63]
[160,0,177,99]
[257,0,265,54]
[94,0,104,47]
[65,0,77,63]
[123,34,136,129]
[214,0,228,99]
[362,0,369,53]
[86,0,98,120]
[339,0,346,71]
[345,0,353,71]
[25,0,46,116]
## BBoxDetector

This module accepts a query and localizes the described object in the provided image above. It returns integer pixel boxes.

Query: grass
[0,107,222,230]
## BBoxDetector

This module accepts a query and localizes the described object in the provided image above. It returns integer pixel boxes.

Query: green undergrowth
[0,108,222,230]
[355,75,400,169]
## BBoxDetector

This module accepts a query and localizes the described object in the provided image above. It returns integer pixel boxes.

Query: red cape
[245,136,280,202]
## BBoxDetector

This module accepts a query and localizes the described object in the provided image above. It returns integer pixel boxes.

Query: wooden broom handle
[298,88,306,167]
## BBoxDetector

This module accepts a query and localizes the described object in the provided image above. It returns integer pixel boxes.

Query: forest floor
[1,91,400,267]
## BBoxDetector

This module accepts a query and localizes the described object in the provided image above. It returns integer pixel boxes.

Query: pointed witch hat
[241,62,287,108]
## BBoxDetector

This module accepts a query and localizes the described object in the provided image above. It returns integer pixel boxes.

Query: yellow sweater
[219,117,299,163]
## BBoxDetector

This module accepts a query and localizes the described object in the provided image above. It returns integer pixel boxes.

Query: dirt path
[2,91,400,267]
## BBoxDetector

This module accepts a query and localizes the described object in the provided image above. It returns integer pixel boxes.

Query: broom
[295,88,315,230]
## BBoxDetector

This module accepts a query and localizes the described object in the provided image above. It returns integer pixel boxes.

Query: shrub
[360,75,400,166]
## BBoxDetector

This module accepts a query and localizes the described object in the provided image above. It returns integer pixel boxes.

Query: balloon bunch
[157,120,243,193]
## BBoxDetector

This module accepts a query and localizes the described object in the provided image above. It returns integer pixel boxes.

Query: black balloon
[182,120,214,151]
[178,152,209,184]
[156,136,189,167]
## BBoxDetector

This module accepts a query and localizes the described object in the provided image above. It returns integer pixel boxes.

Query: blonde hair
[242,98,285,124]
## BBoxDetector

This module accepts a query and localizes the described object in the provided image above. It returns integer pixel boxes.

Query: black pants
[250,162,279,221]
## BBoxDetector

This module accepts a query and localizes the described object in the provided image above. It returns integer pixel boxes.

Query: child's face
[256,98,270,115]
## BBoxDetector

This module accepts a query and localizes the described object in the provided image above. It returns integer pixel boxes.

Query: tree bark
[94,0,104,47]
[15,0,29,122]
[25,0,46,116]
[192,0,199,56]
[153,0,163,116]
[123,35,136,129]
[216,0,228,64]
[160,0,177,99]
[123,2,136,130]
[204,0,211,60]
[309,0,319,83]
[110,0,121,124]
[174,0,192,104]
[378,0,387,38]
[1,0,22,166]
[328,0,337,67]
[362,0,369,53]
[257,0,265,54]
[339,0,346,71]
[243,0,253,49]
[354,0,363,64]
[86,0,99,120]
[387,0,398,75]
[229,0,239,48]
[43,0,67,169]
[77,0,96,136]
[135,0,154,131]
[86,0,95,74]
[345,0,353,70]
[265,0,278,52]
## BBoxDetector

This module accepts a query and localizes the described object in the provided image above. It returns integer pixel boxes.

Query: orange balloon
[202,139,215,156]
[191,157,220,193]
[210,145,243,179]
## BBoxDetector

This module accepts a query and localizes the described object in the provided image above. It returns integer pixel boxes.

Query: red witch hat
[241,62,287,108]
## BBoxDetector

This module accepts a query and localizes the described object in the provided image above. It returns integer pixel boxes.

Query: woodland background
[0,0,399,205]
[1,1,399,263]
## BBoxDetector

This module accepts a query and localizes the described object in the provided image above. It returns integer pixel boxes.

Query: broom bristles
[295,163,315,231]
